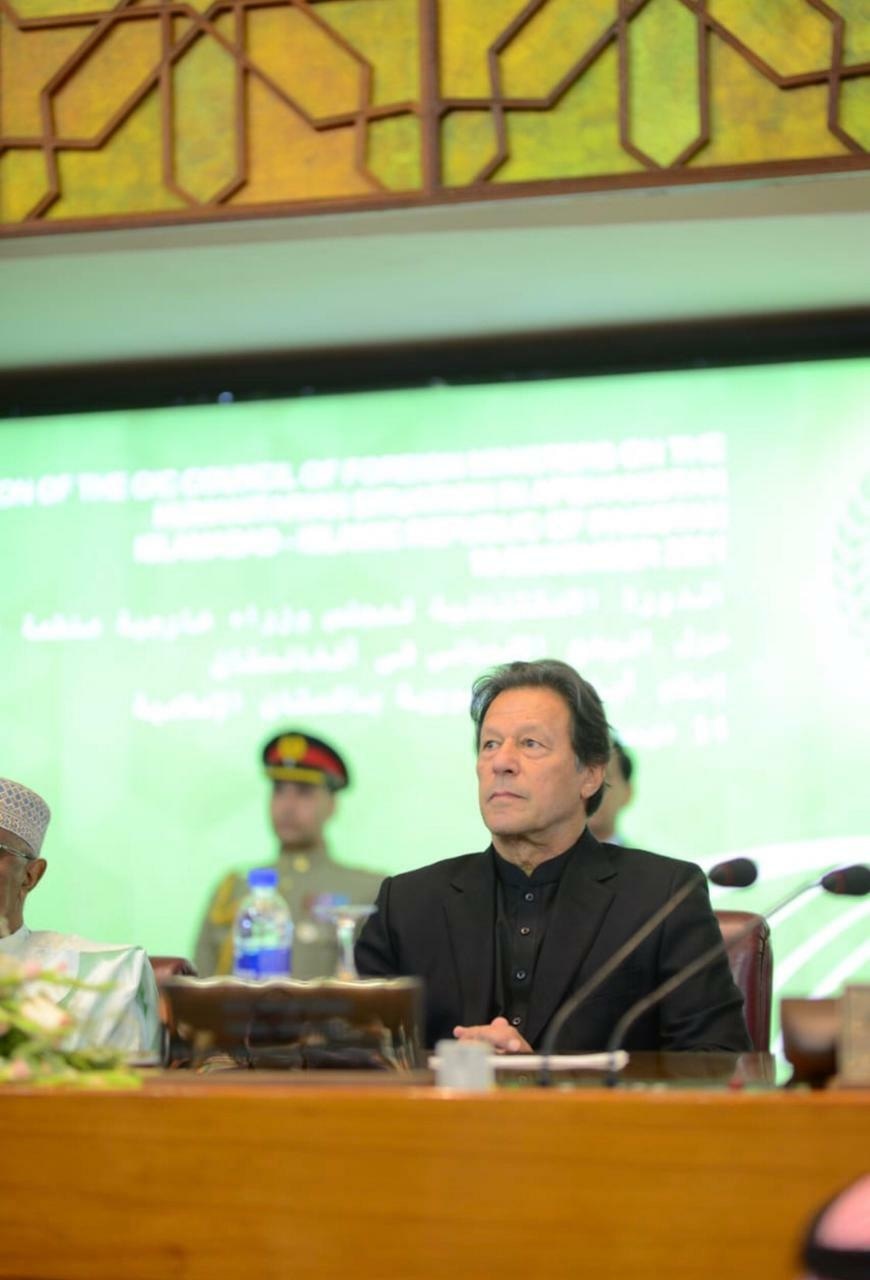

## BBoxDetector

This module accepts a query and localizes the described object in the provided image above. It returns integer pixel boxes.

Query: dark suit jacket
[356,830,751,1052]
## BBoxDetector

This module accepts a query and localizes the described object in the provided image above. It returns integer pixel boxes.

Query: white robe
[0,925,161,1057]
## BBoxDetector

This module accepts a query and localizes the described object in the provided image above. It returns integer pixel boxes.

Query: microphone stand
[602,928,750,1086]
[537,875,699,1087]
[602,866,870,1086]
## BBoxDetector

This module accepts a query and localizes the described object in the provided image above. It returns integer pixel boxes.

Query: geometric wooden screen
[1,0,869,236]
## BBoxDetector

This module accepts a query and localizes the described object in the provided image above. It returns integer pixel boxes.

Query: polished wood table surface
[2,1065,868,1280]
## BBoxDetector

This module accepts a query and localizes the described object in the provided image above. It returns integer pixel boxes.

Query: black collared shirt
[492,841,577,1035]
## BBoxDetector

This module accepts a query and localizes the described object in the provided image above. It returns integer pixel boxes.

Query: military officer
[194,731,382,978]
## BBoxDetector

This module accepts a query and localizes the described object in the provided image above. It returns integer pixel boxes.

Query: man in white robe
[0,777,160,1057]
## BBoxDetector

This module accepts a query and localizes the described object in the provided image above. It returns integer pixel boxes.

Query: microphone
[602,862,870,1083]
[709,857,758,888]
[820,865,870,895]
[536,855,756,1084]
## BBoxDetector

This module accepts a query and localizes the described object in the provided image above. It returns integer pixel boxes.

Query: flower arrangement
[0,947,141,1088]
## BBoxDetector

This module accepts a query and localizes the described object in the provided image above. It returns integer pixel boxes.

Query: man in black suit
[356,658,750,1054]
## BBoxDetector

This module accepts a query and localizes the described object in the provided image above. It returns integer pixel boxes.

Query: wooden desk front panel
[2,1083,868,1280]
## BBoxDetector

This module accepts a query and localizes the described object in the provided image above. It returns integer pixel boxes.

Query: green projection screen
[2,356,868,1045]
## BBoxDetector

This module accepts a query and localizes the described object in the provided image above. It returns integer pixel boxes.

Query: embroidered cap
[262,732,350,792]
[0,778,51,855]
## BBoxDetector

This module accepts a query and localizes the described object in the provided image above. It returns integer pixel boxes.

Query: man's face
[0,826,45,935]
[269,780,335,852]
[476,686,605,852]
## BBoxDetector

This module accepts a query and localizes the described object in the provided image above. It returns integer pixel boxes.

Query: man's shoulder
[384,850,487,889]
[205,869,247,904]
[602,842,704,884]
[23,932,150,984]
[28,929,145,957]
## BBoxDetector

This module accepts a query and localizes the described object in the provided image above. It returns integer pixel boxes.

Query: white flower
[19,995,73,1033]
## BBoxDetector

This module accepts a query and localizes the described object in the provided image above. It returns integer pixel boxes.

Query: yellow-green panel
[246,6,362,122]
[692,36,848,166]
[1,18,94,137]
[500,0,615,100]
[173,33,237,203]
[53,19,161,141]
[829,1,870,65]
[0,148,47,220]
[13,0,121,17]
[441,108,498,186]
[211,13,237,46]
[48,91,185,217]
[174,0,216,17]
[367,112,421,190]
[316,0,419,106]
[841,75,870,149]
[1,0,867,231]
[630,0,700,166]
[438,0,525,98]
[172,15,197,47]
[496,43,645,183]
[708,0,833,78]
[229,75,374,205]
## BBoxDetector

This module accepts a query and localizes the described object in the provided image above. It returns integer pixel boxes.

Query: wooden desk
[2,1075,868,1280]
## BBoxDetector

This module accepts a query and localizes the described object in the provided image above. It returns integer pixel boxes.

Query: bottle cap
[248,867,278,890]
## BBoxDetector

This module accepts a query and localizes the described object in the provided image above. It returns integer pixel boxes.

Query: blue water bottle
[232,868,293,979]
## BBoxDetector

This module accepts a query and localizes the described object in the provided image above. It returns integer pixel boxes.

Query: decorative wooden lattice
[1,0,868,234]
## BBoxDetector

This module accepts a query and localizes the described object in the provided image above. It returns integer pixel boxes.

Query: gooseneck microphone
[603,862,870,1083]
[536,856,757,1084]
[819,865,870,896]
[708,857,758,888]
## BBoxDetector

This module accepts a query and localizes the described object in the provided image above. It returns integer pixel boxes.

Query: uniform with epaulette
[194,732,383,978]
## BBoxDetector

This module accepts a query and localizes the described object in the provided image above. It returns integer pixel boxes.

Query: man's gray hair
[469,659,612,816]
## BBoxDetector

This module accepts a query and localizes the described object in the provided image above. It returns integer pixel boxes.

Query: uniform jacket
[195,850,384,978]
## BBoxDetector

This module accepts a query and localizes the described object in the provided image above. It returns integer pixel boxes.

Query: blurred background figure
[799,1174,870,1279]
[194,731,382,978]
[587,736,635,846]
